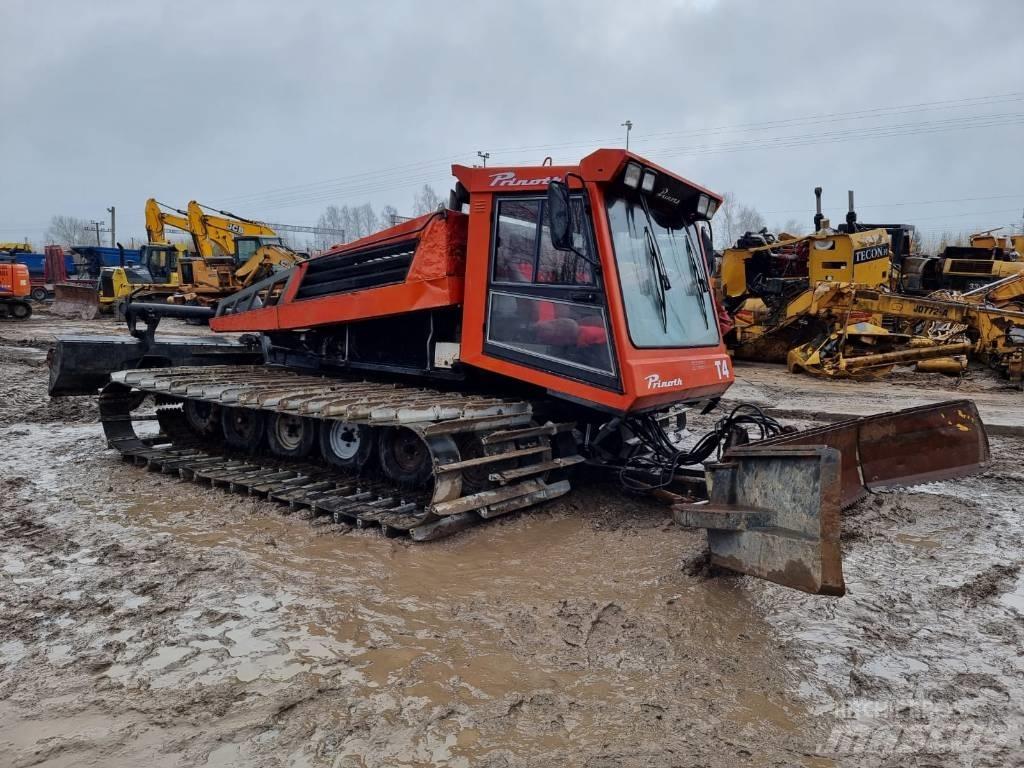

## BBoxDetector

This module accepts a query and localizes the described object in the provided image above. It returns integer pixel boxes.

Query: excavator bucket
[675,400,989,595]
[52,282,101,320]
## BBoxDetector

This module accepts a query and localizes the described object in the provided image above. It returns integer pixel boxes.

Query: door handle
[570,292,598,303]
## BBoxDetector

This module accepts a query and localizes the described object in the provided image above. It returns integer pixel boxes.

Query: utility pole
[621,120,633,150]
[477,151,490,167]
[107,206,116,247]
[89,219,110,247]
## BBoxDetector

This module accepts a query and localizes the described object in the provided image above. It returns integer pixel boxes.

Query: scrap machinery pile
[719,189,1024,384]
[49,150,991,595]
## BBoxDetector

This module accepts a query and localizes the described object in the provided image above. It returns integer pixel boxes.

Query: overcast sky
[2,0,1022,246]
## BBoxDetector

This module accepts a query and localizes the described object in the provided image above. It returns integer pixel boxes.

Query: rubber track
[98,367,581,541]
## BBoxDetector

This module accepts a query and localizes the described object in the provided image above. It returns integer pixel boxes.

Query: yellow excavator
[169,201,302,305]
[59,200,304,318]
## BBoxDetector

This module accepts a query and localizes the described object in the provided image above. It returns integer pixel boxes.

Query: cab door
[484,195,620,390]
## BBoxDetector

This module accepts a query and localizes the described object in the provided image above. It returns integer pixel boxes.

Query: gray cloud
[2,0,1022,245]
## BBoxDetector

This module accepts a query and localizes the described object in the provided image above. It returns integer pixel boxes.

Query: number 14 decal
[715,358,730,379]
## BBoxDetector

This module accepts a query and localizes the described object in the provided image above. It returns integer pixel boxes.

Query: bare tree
[317,205,344,232]
[711,192,737,248]
[317,205,347,248]
[45,215,91,247]
[413,184,441,216]
[380,205,400,229]
[777,218,806,237]
[356,203,378,238]
[735,204,766,236]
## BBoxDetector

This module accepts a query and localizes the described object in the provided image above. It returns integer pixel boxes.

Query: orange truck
[0,259,32,320]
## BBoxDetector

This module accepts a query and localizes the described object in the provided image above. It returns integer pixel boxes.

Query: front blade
[676,446,845,595]
[674,400,990,595]
[751,399,990,508]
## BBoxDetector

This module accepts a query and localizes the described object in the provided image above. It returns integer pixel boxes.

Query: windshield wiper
[637,194,672,332]
[643,225,669,332]
[683,227,710,329]
[638,195,671,292]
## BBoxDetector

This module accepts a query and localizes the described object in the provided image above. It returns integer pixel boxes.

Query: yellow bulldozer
[719,189,1024,384]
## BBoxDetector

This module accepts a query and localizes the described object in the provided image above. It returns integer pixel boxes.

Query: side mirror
[546,180,573,251]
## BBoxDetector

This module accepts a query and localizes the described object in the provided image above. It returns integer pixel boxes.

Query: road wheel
[183,399,220,436]
[378,427,432,488]
[320,420,375,470]
[221,407,265,452]
[267,413,316,458]
[31,287,48,302]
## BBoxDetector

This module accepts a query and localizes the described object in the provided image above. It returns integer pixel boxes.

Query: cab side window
[538,198,593,285]
[493,200,540,282]
[493,198,594,286]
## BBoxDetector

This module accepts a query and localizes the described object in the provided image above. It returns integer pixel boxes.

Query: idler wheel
[378,427,432,488]
[221,407,266,452]
[183,399,220,436]
[267,413,317,458]
[320,420,375,470]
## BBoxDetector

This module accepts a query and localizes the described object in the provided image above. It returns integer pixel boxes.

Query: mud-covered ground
[1,311,1022,767]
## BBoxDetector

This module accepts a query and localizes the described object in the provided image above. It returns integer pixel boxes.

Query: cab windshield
[605,190,718,348]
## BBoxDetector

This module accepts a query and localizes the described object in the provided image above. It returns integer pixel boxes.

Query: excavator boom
[186,200,276,260]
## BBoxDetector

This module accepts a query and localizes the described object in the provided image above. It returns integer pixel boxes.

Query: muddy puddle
[2,335,1023,766]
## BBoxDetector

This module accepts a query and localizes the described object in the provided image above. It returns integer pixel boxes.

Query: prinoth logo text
[489,171,563,187]
[645,373,683,390]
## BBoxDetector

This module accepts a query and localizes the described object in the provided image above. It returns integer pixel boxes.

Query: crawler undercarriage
[101,366,582,540]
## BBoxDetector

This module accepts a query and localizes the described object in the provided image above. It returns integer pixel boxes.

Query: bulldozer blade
[52,282,100,320]
[676,446,845,595]
[749,399,989,508]
[674,399,990,595]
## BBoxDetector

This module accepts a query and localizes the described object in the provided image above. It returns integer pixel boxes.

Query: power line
[762,193,1024,216]
[482,92,1024,157]
[241,112,1023,213]
[655,112,1024,156]
[210,91,1024,212]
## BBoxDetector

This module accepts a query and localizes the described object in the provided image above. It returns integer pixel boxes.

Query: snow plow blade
[675,400,989,595]
[52,282,100,320]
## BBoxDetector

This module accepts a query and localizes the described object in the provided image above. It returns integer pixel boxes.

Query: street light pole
[621,120,633,150]
[477,151,490,167]
[107,206,115,248]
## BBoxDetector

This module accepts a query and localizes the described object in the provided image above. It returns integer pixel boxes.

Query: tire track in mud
[3,321,1023,766]
[757,446,1024,768]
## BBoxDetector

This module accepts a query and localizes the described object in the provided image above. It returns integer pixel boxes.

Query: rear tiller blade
[674,399,989,596]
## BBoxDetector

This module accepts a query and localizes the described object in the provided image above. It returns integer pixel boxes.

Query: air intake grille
[296,239,417,299]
